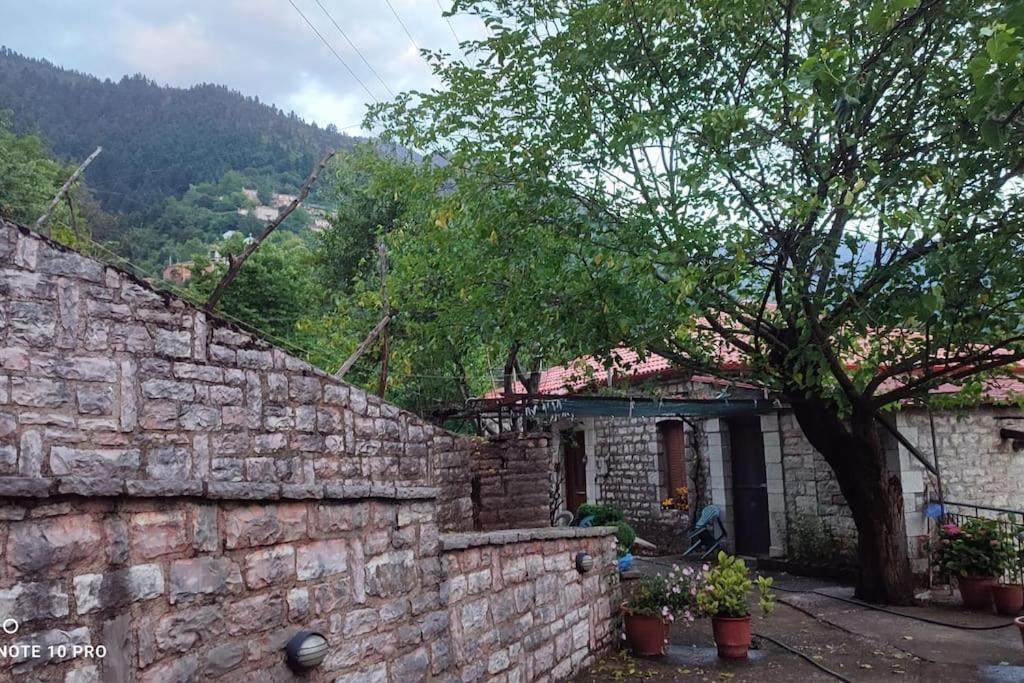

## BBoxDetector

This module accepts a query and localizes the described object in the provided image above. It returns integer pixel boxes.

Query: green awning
[536,396,778,419]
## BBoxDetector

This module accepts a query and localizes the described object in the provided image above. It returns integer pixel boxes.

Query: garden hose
[751,630,854,683]
[771,584,1017,631]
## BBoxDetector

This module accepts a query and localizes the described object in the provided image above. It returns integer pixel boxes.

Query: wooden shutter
[660,421,686,496]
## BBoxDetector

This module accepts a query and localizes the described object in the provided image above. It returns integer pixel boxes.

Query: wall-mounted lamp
[575,552,594,573]
[285,630,329,673]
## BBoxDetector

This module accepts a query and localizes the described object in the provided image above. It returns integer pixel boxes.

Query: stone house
[495,348,1024,569]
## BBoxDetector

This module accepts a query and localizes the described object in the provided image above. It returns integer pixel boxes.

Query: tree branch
[204,150,335,312]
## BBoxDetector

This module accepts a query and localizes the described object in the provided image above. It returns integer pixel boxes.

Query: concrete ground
[573,556,1024,683]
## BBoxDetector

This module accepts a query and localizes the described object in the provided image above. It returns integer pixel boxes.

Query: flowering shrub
[660,486,690,514]
[696,551,775,619]
[623,564,705,622]
[931,517,1018,579]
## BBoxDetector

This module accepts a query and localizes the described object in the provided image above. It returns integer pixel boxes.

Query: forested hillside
[0,48,356,216]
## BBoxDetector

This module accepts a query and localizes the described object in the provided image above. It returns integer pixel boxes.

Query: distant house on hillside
[271,193,297,208]
[254,206,278,221]
[484,347,1024,569]
[162,262,195,285]
[242,187,259,202]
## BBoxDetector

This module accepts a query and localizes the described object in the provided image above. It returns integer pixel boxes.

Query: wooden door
[729,416,770,555]
[562,431,588,514]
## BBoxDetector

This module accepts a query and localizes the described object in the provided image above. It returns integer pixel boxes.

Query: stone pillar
[704,418,734,551]
[760,413,787,557]
[893,412,931,573]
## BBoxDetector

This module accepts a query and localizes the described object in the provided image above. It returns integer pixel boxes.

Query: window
[658,421,686,497]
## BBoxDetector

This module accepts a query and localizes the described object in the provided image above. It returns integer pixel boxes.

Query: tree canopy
[366,0,1024,603]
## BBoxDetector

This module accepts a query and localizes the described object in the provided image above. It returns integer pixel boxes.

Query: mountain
[0,48,359,219]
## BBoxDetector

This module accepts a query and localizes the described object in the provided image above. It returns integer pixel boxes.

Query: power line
[383,0,423,55]
[286,0,379,104]
[436,0,466,56]
[312,0,395,97]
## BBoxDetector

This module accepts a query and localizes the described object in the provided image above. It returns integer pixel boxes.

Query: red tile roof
[486,346,1024,405]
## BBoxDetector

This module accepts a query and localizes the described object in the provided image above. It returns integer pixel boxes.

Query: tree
[187,232,322,343]
[369,0,1024,603]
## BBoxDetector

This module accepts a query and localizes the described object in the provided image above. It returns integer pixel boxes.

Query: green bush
[789,513,839,565]
[615,521,636,552]
[696,552,775,618]
[576,502,625,525]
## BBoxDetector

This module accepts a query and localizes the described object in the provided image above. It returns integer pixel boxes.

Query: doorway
[728,416,770,556]
[562,430,588,514]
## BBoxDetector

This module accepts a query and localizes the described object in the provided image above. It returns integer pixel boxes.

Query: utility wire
[436,0,466,56]
[383,0,423,54]
[286,0,379,103]
[313,0,395,97]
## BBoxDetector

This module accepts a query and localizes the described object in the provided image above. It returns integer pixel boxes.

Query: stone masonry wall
[470,433,551,531]
[589,417,701,552]
[778,411,858,554]
[0,222,622,681]
[0,220,458,495]
[0,492,446,682]
[441,527,619,682]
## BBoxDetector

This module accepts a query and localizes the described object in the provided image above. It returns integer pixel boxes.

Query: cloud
[0,0,487,130]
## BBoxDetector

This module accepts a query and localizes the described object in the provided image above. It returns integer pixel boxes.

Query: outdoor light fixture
[575,552,594,573]
[284,630,329,673]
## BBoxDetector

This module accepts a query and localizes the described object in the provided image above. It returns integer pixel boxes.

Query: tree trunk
[788,397,916,605]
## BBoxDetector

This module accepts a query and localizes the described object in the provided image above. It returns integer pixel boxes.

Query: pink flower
[683,567,694,577]
[702,564,710,572]
[941,539,950,545]
[690,587,697,596]
[942,524,961,535]
[991,539,1000,547]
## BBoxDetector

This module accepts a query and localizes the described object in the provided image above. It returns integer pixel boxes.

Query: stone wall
[896,408,1024,510]
[470,433,551,531]
[778,412,858,552]
[441,527,619,682]
[0,221,459,495]
[587,417,701,552]
[0,491,446,682]
[0,222,622,681]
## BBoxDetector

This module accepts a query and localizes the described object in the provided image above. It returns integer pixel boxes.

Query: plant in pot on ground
[696,552,775,659]
[621,564,703,656]
[931,518,1017,611]
[991,521,1024,616]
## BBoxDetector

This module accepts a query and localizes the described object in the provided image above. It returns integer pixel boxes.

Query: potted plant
[992,524,1024,616]
[696,552,775,659]
[1015,616,1024,650]
[661,486,691,515]
[932,518,1015,610]
[621,565,702,656]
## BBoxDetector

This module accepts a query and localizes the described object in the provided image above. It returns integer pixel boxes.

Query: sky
[0,0,486,134]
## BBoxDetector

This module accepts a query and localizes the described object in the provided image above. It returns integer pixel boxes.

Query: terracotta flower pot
[622,605,670,656]
[957,576,995,611]
[1015,617,1024,650]
[993,584,1024,616]
[711,615,751,659]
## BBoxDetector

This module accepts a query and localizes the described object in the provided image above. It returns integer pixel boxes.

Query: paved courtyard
[573,556,1024,682]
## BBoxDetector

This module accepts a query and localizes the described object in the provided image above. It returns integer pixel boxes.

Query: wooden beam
[874,413,939,476]
[376,241,390,397]
[34,146,102,231]
[335,314,392,380]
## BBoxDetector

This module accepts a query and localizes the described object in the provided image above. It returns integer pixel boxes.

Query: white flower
[702,564,710,572]
[683,567,694,577]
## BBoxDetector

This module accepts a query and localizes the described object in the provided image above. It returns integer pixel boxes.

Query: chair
[552,510,574,527]
[683,505,727,560]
